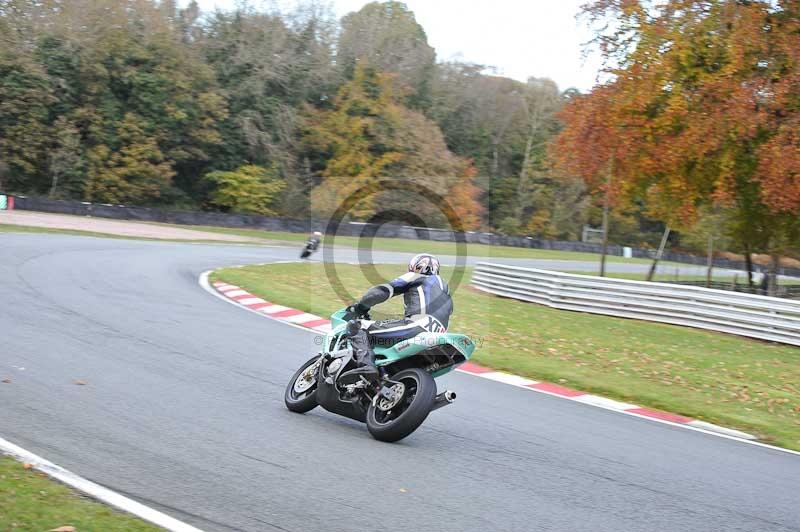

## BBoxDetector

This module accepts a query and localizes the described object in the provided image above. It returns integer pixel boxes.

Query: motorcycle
[300,238,319,259]
[284,307,476,442]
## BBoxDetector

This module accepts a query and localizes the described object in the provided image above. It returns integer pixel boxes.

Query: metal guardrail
[472,262,800,347]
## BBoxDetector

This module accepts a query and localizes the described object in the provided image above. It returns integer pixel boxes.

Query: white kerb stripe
[313,323,333,332]
[573,395,640,411]
[238,297,266,305]
[283,313,323,324]
[223,289,249,297]
[481,372,538,387]
[261,305,291,314]
[688,420,757,440]
[217,285,241,292]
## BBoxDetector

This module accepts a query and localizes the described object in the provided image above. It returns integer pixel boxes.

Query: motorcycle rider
[307,231,322,250]
[344,253,452,382]
[301,231,322,259]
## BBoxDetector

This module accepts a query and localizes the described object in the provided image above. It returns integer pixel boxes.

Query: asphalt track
[2,233,799,532]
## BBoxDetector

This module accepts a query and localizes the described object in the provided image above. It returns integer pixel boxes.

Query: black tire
[366,368,436,442]
[284,356,320,413]
[300,249,311,259]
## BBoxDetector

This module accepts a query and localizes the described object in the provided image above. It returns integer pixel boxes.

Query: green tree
[204,164,286,216]
[48,116,84,198]
[201,5,336,214]
[305,64,474,224]
[1,0,228,204]
[84,113,174,204]
[0,58,54,192]
[338,1,436,109]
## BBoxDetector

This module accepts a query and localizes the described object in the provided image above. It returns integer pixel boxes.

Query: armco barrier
[472,262,800,347]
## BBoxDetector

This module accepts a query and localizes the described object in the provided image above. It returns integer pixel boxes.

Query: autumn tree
[550,82,637,273]
[84,114,175,203]
[555,0,800,282]
[305,64,479,228]
[204,164,286,215]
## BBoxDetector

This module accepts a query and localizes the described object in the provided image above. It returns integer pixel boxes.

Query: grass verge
[212,262,800,450]
[0,456,158,531]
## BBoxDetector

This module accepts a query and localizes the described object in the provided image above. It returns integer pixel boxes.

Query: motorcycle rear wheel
[284,356,320,413]
[366,368,436,442]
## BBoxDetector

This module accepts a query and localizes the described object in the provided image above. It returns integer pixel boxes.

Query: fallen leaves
[1,378,10,384]
[73,380,87,386]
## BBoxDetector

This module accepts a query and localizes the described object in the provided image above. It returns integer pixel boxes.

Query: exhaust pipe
[432,390,456,411]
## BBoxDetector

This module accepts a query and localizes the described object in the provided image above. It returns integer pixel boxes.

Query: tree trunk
[514,134,535,221]
[705,233,714,288]
[599,160,613,277]
[768,253,780,297]
[646,225,671,282]
[0,161,8,192]
[744,247,754,291]
[491,143,499,180]
[49,171,60,198]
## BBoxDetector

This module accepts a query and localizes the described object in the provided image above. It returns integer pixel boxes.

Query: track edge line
[0,436,204,531]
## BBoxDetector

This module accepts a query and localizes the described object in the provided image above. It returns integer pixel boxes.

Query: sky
[190,0,604,91]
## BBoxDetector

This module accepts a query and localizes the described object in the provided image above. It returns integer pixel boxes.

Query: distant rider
[344,254,453,381]
[307,231,322,251]
[301,231,322,259]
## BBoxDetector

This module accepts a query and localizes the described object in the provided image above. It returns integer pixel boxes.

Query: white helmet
[408,253,440,275]
[313,231,322,236]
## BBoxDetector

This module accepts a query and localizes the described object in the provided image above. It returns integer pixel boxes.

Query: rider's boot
[340,322,380,385]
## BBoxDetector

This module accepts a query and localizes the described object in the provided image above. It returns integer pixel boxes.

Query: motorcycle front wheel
[284,356,320,413]
[366,368,436,442]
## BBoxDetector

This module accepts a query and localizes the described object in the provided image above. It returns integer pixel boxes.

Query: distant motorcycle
[284,307,476,442]
[300,232,322,259]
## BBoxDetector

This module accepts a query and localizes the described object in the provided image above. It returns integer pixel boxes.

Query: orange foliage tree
[554,0,800,279]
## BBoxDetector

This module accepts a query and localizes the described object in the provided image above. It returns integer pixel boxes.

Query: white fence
[471,262,800,347]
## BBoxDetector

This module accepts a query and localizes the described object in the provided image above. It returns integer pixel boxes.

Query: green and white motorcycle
[284,308,476,442]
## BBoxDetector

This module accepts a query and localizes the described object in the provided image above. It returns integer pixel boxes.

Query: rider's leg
[344,322,380,382]
[344,318,425,383]
[366,318,427,348]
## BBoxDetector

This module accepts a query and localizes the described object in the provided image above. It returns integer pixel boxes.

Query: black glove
[345,302,370,319]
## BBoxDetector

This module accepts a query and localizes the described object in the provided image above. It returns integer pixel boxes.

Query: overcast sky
[190,0,604,91]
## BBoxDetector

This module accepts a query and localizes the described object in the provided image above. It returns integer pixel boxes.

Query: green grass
[212,262,800,450]
[0,456,158,531]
